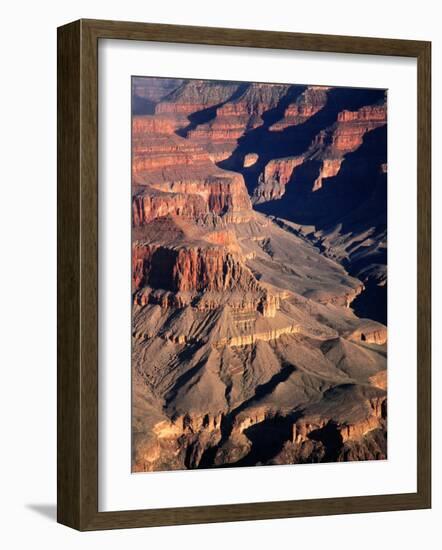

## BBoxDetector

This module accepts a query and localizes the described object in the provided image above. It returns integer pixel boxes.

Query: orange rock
[270,86,329,131]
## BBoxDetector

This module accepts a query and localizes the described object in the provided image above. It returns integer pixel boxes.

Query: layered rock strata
[269,86,329,131]
[131,77,388,472]
[255,100,387,201]
[186,83,291,162]
[132,117,252,224]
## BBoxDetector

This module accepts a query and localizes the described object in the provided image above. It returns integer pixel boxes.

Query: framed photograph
[57,19,431,530]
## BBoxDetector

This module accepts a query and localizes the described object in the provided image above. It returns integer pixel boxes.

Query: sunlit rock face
[253,157,305,203]
[132,243,260,294]
[248,94,387,324]
[131,77,388,472]
[132,115,252,224]
[243,153,259,167]
[153,80,242,142]
[269,86,329,131]
[254,100,387,199]
[185,83,292,162]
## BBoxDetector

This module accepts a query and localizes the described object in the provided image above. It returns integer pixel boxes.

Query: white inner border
[98,39,417,512]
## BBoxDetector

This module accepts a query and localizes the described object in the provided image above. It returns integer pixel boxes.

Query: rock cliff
[186,83,292,162]
[253,156,304,203]
[130,77,388,472]
[269,86,329,131]
[132,117,252,223]
[255,100,387,199]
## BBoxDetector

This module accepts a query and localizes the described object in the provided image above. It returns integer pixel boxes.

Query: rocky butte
[131,77,388,472]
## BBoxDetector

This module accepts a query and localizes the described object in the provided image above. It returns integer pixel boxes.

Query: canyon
[131,77,388,472]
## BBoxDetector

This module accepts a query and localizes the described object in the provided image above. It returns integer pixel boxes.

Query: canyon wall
[186,83,292,162]
[255,100,387,199]
[130,77,388,472]
[269,86,329,131]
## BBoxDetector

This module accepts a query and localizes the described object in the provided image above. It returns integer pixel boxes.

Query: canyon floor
[131,77,388,472]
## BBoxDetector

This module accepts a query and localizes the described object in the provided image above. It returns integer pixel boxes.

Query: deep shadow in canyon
[197,362,296,469]
[131,77,389,472]
[218,87,385,196]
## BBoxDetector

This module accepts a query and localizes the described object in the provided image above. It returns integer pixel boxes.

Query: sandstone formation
[153,79,242,146]
[253,156,304,203]
[269,86,329,131]
[243,153,259,167]
[252,97,388,323]
[255,100,387,198]
[308,102,387,191]
[186,83,292,162]
[131,77,388,472]
[132,116,252,224]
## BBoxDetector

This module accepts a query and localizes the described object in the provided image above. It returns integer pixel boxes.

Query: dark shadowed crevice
[308,421,344,462]
[218,87,385,195]
[197,362,296,468]
[176,83,251,137]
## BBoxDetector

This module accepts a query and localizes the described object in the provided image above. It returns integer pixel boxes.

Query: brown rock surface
[269,86,329,131]
[331,104,387,150]
[130,78,388,472]
[243,153,259,167]
[187,83,291,162]
[255,100,387,201]
[132,117,252,223]
[253,156,305,203]
[156,80,240,117]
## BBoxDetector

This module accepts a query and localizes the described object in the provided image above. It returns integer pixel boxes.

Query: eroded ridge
[131,78,388,472]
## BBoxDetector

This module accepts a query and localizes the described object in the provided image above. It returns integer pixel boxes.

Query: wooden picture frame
[57,18,431,530]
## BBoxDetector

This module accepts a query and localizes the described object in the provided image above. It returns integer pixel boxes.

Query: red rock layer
[326,104,387,154]
[187,83,291,162]
[253,157,304,203]
[132,115,178,136]
[132,186,208,226]
[132,243,260,294]
[156,80,240,117]
[312,159,343,191]
[256,100,387,201]
[153,80,240,134]
[270,86,329,131]
[132,117,252,224]
[243,153,259,167]
[216,83,290,121]
[308,102,387,191]
[263,157,304,187]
